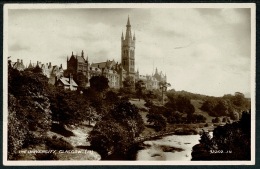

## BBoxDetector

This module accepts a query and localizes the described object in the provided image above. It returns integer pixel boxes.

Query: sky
[7,7,252,97]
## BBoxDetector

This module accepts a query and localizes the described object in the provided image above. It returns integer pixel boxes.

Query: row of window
[123,50,135,57]
[123,60,135,66]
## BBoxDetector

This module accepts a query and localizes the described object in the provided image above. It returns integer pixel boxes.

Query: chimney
[60,64,62,68]
[69,74,73,84]
[21,59,23,63]
[17,59,20,63]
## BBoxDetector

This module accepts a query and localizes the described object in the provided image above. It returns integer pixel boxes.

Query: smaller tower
[81,50,84,58]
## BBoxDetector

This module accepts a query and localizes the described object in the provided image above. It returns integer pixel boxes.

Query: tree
[123,76,134,88]
[85,107,101,126]
[88,100,145,158]
[192,111,251,160]
[8,66,52,159]
[135,80,145,101]
[213,100,228,117]
[88,119,131,158]
[146,105,167,131]
[120,76,135,97]
[89,76,109,93]
[146,113,166,131]
[110,100,144,137]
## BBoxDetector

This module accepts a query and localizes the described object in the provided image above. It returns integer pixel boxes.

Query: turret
[81,50,84,58]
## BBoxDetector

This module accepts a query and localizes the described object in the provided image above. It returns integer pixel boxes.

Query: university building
[10,17,167,91]
[65,16,167,90]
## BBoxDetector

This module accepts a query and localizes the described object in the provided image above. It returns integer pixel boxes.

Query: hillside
[130,98,215,124]
[190,99,215,123]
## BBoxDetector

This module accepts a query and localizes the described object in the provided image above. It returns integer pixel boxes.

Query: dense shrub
[8,66,52,159]
[144,99,154,108]
[212,117,221,123]
[201,93,250,118]
[88,100,144,158]
[192,111,251,160]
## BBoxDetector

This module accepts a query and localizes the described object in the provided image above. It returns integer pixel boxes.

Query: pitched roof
[58,77,78,87]
[91,60,116,69]
[76,56,85,63]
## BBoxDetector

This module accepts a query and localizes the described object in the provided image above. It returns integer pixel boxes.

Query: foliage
[88,100,144,158]
[89,75,109,93]
[188,114,207,123]
[8,95,28,159]
[8,66,52,159]
[144,98,154,108]
[123,76,134,88]
[109,100,145,137]
[201,92,250,118]
[135,80,146,101]
[165,95,195,115]
[89,119,131,158]
[192,111,251,160]
[146,112,166,132]
[146,105,167,131]
[50,89,89,125]
[212,117,221,123]
[166,89,208,101]
[120,76,135,98]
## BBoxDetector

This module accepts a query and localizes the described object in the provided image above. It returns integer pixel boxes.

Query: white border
[3,3,256,166]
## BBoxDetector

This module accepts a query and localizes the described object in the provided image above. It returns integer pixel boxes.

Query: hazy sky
[7,7,252,97]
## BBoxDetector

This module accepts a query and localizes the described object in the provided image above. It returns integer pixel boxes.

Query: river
[136,134,201,161]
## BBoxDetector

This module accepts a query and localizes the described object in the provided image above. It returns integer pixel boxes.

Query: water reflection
[136,134,201,161]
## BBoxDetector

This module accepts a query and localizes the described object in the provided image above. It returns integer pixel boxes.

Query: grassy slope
[130,98,216,136]
[130,98,215,123]
[190,99,215,123]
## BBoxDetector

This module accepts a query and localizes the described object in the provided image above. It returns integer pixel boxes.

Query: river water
[136,134,201,161]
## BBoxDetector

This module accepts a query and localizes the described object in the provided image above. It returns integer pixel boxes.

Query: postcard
[3,3,256,165]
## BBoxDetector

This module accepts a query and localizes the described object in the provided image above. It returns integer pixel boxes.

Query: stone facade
[121,16,136,81]
[10,17,167,91]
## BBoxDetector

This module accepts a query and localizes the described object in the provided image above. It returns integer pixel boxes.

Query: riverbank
[15,124,101,160]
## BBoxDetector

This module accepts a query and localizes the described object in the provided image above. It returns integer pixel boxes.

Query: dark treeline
[8,66,144,160]
[192,111,251,160]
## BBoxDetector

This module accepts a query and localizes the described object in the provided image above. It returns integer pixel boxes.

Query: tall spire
[121,31,124,40]
[125,16,132,40]
[127,15,131,26]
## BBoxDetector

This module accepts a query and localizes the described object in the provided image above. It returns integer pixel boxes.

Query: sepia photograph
[3,3,255,165]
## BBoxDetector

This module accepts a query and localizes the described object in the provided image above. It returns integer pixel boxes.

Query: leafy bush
[88,100,144,158]
[144,99,154,108]
[8,66,52,159]
[201,93,250,118]
[192,111,251,160]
